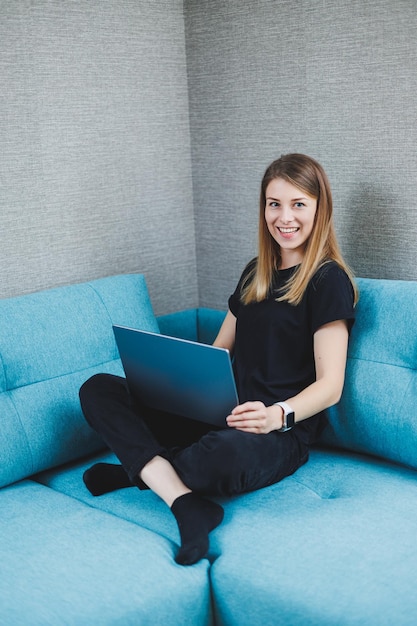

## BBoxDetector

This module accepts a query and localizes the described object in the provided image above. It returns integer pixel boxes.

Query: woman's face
[264,177,317,269]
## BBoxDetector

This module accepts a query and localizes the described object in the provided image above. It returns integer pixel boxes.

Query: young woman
[79,153,357,566]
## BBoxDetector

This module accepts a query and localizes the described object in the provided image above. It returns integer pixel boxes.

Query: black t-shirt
[228,259,356,444]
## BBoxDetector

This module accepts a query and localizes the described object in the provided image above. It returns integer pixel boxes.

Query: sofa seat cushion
[36,447,417,624]
[209,447,417,626]
[35,451,184,546]
[35,451,224,563]
[0,481,212,626]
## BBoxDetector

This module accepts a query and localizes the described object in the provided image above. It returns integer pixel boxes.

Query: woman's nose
[280,206,294,223]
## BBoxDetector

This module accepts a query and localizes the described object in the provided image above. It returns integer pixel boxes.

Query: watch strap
[275,401,295,432]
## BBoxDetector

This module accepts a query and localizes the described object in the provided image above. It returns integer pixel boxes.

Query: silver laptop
[113,325,239,427]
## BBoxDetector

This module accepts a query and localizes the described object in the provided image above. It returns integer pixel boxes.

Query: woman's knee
[79,373,122,402]
[79,373,127,427]
[80,373,107,405]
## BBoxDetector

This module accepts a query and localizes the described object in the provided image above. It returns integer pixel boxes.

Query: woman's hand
[226,401,283,434]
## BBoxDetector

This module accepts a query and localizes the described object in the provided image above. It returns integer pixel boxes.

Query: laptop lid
[113,325,239,427]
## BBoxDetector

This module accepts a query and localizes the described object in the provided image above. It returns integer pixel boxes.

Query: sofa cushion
[321,277,417,470]
[35,451,224,562]
[209,447,417,626]
[35,451,182,545]
[38,447,417,625]
[0,274,159,487]
[0,481,212,626]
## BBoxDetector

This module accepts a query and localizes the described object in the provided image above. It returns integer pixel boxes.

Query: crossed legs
[79,374,224,565]
[79,373,307,565]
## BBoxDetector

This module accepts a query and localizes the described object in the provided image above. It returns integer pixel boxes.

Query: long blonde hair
[241,154,358,306]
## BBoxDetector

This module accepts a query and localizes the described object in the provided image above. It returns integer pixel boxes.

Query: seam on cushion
[5,357,123,392]
[6,390,34,475]
[85,283,117,328]
[348,355,416,371]
[0,350,7,390]
[299,485,341,500]
[85,282,120,357]
[396,377,414,429]
[30,481,179,547]
[4,283,123,392]
[0,286,117,392]
[289,475,342,500]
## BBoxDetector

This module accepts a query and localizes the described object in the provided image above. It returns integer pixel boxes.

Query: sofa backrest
[157,308,227,345]
[321,277,417,470]
[0,274,159,488]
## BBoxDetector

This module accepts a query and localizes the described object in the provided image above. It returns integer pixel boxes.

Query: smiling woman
[264,177,317,269]
[78,153,358,568]
[242,153,357,307]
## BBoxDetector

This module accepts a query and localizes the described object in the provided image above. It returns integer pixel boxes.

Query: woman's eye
[294,202,305,208]
[269,202,279,208]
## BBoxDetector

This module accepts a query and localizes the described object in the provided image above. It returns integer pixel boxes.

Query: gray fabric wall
[1,1,416,314]
[1,0,197,314]
[186,0,417,309]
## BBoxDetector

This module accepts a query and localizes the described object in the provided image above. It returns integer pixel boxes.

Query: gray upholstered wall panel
[185,0,417,309]
[1,0,196,314]
[3,1,416,315]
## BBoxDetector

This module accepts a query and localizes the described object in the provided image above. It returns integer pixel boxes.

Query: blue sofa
[0,273,416,625]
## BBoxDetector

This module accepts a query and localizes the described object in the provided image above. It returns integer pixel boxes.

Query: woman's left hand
[226,401,283,434]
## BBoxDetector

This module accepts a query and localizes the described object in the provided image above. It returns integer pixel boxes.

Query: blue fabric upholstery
[210,448,417,626]
[36,450,187,547]
[36,446,417,625]
[0,274,159,487]
[1,273,416,625]
[197,308,227,344]
[157,308,199,341]
[321,277,417,469]
[157,307,226,344]
[0,481,212,626]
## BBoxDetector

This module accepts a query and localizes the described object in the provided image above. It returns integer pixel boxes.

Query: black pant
[79,373,309,497]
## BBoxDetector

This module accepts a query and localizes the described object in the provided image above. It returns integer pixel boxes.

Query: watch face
[287,411,295,428]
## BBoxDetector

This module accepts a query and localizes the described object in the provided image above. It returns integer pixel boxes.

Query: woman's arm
[285,318,349,420]
[227,319,349,433]
[212,310,236,353]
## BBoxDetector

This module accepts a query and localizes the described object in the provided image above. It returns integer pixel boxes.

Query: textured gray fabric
[1,0,197,314]
[1,1,416,314]
[185,0,417,308]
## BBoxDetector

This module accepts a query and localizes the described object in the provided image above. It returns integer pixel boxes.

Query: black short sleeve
[308,263,356,335]
[228,258,256,318]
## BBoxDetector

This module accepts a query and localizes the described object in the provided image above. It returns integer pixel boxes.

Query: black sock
[171,493,224,566]
[83,463,132,496]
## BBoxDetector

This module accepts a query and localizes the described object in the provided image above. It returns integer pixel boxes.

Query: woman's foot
[83,463,132,496]
[171,492,224,565]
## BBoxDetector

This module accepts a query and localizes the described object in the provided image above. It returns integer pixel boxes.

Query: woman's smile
[277,226,299,237]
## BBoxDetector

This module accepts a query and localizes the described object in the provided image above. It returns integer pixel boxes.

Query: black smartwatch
[275,401,295,432]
